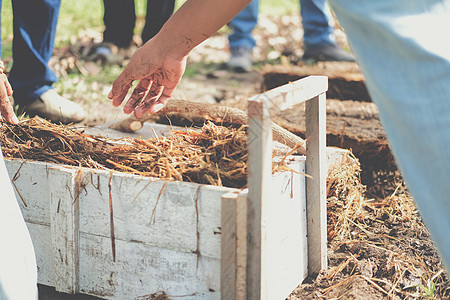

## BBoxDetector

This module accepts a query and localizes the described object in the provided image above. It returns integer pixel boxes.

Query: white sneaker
[227,47,253,73]
[21,89,86,124]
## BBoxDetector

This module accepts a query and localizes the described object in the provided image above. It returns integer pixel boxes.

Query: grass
[420,280,437,299]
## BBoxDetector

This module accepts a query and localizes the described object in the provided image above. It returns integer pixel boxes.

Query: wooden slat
[221,192,238,300]
[264,157,308,299]
[221,191,248,300]
[249,76,328,112]
[235,192,248,300]
[48,167,79,293]
[247,99,273,300]
[305,93,328,275]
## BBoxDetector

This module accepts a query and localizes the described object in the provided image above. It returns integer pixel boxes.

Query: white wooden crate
[5,155,307,299]
[4,76,332,300]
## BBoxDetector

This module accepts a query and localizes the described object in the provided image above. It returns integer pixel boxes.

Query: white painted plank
[220,190,249,300]
[327,147,352,173]
[247,98,273,300]
[220,192,239,300]
[5,159,51,225]
[235,191,248,300]
[264,157,308,299]
[48,167,80,294]
[221,158,309,300]
[305,93,328,275]
[249,76,328,112]
[77,171,236,259]
[78,233,220,300]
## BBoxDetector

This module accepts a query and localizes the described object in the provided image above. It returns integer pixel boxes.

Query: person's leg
[102,0,136,48]
[91,0,136,65]
[227,0,259,72]
[9,0,60,102]
[330,0,450,270]
[300,0,334,48]
[10,0,86,123]
[0,145,38,300]
[300,0,354,61]
[228,0,259,51]
[142,0,175,43]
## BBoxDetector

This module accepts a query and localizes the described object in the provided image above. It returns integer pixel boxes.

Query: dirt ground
[35,13,449,300]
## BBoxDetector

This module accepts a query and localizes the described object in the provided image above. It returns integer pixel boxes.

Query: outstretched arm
[108,0,252,117]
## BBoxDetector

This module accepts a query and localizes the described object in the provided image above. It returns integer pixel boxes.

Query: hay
[322,154,449,299]
[0,117,290,189]
[326,152,366,242]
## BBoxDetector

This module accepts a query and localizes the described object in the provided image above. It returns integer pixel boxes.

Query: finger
[145,86,175,115]
[150,96,171,114]
[110,83,132,107]
[0,94,18,124]
[134,84,164,118]
[4,80,13,97]
[134,91,172,117]
[148,87,175,114]
[123,78,152,114]
[108,71,133,107]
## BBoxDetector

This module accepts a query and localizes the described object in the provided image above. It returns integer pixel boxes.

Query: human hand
[108,40,186,118]
[0,63,18,124]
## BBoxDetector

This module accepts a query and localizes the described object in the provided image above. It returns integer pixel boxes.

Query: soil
[39,13,449,300]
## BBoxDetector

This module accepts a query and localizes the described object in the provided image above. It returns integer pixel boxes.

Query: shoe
[88,42,121,65]
[21,89,86,124]
[303,44,355,62]
[227,47,253,72]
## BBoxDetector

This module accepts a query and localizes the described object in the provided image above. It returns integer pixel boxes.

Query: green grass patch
[56,1,104,47]
[260,0,299,16]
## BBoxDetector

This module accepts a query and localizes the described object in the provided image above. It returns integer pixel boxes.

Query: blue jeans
[228,0,335,50]
[300,0,335,49]
[329,0,450,271]
[228,0,259,50]
[0,0,60,104]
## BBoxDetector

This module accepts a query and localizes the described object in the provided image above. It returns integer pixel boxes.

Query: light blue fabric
[228,0,259,50]
[329,0,450,271]
[300,0,335,49]
[0,146,38,300]
[228,0,335,50]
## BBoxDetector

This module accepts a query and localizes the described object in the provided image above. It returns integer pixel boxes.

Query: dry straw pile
[0,117,294,189]
[0,117,253,188]
[316,157,449,298]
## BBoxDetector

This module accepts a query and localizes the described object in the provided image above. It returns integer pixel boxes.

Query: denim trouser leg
[142,0,175,43]
[0,145,38,300]
[300,0,335,49]
[329,0,450,271]
[102,0,136,48]
[228,0,259,50]
[8,0,60,104]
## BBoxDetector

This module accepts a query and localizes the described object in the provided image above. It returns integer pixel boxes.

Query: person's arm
[108,0,252,117]
[0,61,18,124]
